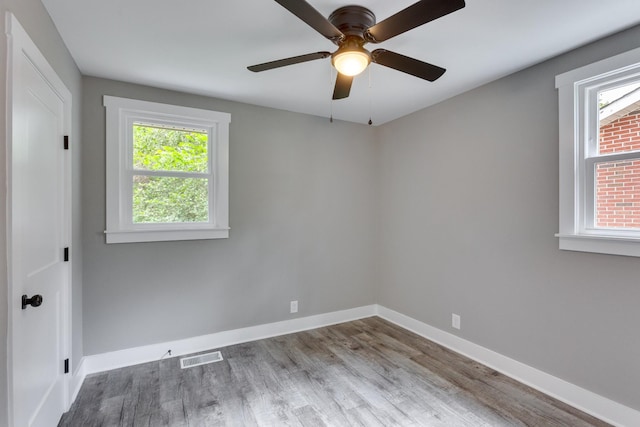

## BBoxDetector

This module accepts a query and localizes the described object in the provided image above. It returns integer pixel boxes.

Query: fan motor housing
[328,5,376,42]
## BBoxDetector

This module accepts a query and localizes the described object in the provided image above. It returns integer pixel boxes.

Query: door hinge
[64,247,69,262]
[64,135,69,150]
[64,358,69,374]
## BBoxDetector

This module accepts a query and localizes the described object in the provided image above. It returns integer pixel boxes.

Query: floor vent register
[180,351,223,369]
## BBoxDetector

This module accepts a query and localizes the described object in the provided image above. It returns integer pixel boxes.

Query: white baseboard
[376,305,640,427]
[81,304,378,375]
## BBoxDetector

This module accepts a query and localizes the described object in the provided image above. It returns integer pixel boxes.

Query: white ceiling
[41,0,640,125]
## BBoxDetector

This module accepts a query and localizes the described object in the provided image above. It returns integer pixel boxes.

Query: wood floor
[59,317,610,426]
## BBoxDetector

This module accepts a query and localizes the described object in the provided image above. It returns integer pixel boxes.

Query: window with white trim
[556,47,640,257]
[103,96,230,243]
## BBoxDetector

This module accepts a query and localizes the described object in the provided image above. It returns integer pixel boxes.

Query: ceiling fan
[248,0,466,100]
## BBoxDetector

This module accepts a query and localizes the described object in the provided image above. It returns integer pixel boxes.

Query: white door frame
[5,12,73,426]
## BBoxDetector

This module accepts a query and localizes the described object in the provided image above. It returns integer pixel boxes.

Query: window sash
[127,174,213,228]
[584,152,640,235]
[131,122,210,174]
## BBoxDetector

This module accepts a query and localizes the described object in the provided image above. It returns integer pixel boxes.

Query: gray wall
[0,0,83,423]
[81,77,377,355]
[6,1,638,419]
[376,25,640,410]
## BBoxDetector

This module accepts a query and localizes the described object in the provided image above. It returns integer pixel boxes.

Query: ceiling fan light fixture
[332,48,371,76]
[247,0,465,99]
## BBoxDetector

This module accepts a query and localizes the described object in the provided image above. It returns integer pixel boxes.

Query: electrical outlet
[290,300,298,313]
[452,313,461,330]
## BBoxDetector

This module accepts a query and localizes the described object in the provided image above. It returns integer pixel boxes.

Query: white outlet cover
[452,313,461,330]
[290,300,298,313]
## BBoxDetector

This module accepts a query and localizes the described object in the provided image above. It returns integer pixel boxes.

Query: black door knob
[21,294,43,310]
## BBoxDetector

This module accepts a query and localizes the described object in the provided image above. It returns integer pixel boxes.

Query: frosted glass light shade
[332,50,371,76]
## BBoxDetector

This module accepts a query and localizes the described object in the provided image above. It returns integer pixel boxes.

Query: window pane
[133,176,209,223]
[598,82,640,155]
[133,124,208,172]
[595,159,640,229]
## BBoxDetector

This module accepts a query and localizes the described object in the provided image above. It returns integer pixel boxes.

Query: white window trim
[103,96,230,243]
[556,46,640,257]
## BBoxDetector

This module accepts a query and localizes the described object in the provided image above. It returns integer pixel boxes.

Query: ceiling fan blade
[365,0,465,43]
[372,49,445,81]
[332,73,353,100]
[273,0,344,42]
[248,51,331,72]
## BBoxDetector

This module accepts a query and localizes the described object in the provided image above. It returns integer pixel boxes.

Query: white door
[7,14,71,427]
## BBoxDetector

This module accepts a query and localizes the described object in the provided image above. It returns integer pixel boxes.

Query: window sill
[556,233,640,257]
[105,227,230,244]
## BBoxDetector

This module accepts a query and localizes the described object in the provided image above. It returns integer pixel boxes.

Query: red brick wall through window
[597,111,640,228]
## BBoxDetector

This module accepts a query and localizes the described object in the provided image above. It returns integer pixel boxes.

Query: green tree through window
[132,124,209,223]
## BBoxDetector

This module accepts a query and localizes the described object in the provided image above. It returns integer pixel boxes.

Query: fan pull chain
[329,62,333,123]
[368,67,373,126]
[329,63,334,123]
[330,97,334,124]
